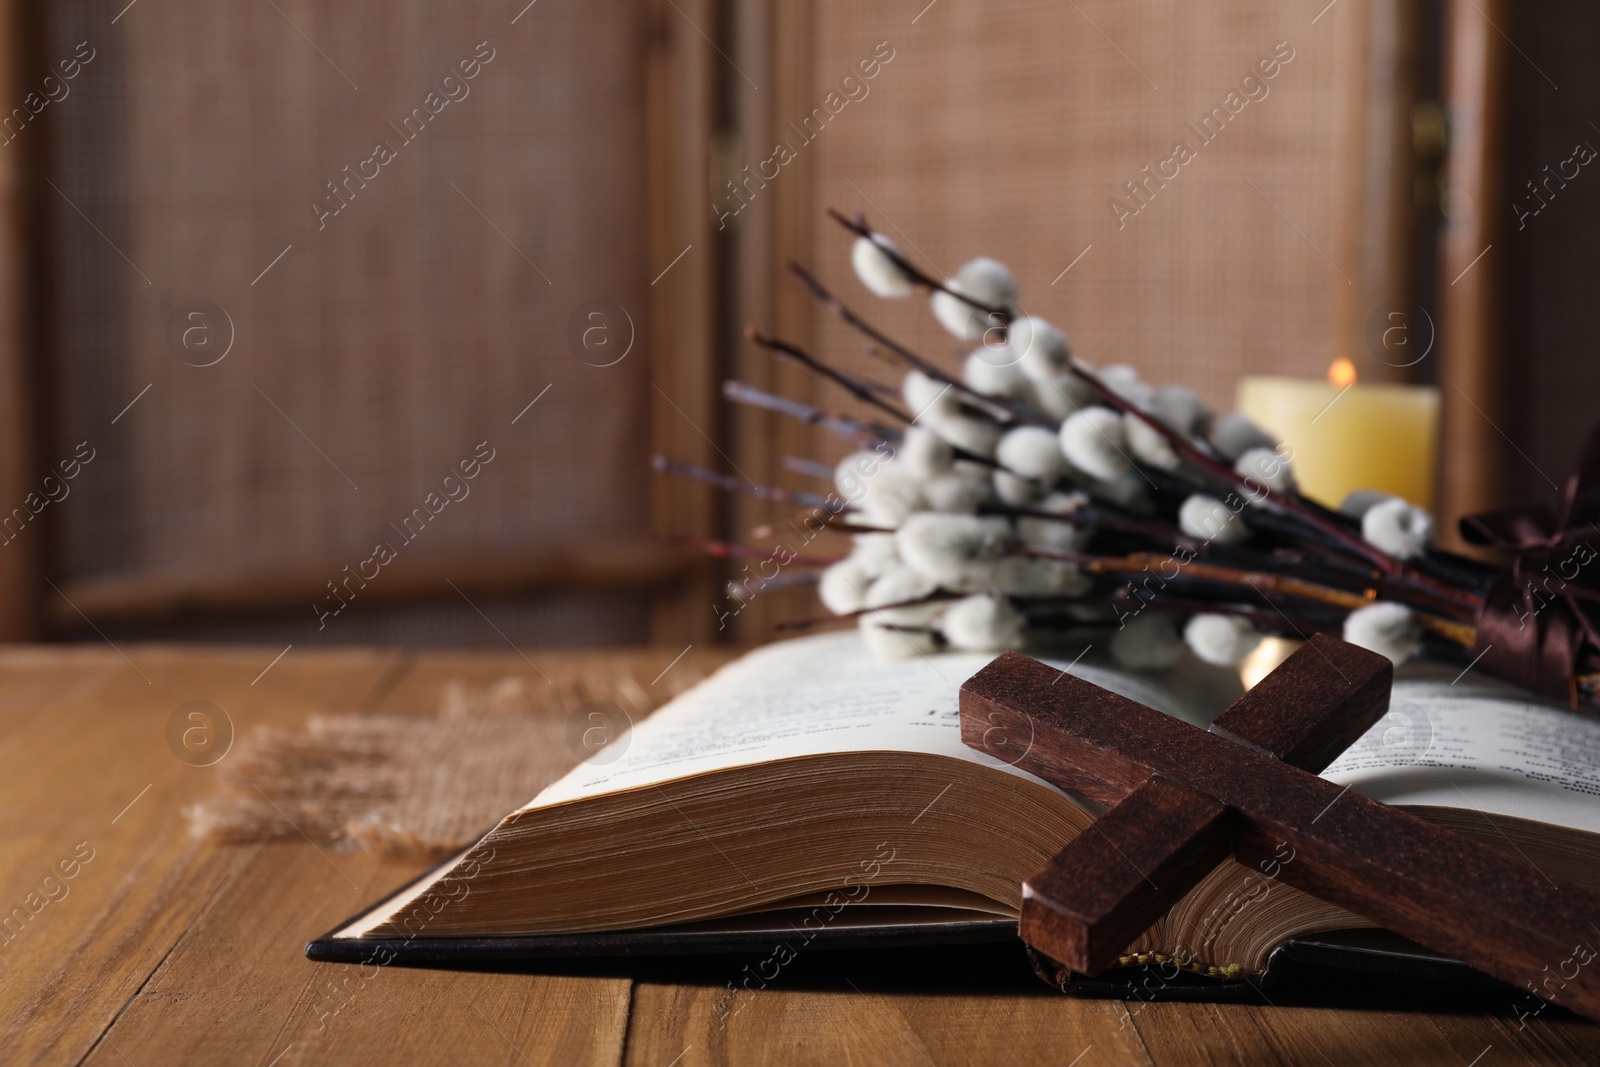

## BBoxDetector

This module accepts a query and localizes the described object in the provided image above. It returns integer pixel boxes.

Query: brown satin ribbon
[1459,424,1600,705]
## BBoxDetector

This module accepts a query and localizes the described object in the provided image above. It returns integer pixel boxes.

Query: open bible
[312,632,1600,994]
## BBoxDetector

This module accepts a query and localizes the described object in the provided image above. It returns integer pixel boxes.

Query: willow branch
[664,534,841,569]
[722,381,899,448]
[782,456,838,481]
[825,207,1013,324]
[1068,364,1403,575]
[777,590,966,632]
[1071,365,1485,620]
[751,516,894,539]
[652,456,838,510]
[746,327,914,425]
[1021,548,1476,647]
[788,263,1049,428]
[1016,593,1345,634]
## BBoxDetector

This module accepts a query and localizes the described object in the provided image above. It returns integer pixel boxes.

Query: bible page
[527,630,1223,809]
[1325,663,1600,833]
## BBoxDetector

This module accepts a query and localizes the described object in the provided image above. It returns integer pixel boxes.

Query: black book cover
[308,863,1518,1010]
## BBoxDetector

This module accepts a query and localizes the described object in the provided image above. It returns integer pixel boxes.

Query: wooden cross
[960,634,1600,1022]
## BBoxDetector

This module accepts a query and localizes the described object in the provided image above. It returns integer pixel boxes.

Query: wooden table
[3,644,1595,1066]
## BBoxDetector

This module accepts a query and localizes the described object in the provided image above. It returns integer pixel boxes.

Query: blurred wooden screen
[30,0,705,646]
[1433,0,1599,537]
[775,0,1409,403]
[721,0,1422,638]
[1485,0,1600,510]
[0,0,1456,648]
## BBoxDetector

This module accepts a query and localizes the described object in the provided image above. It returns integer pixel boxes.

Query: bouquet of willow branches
[656,209,1600,709]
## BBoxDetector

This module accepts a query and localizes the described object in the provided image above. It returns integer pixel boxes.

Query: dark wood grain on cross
[961,634,1600,1022]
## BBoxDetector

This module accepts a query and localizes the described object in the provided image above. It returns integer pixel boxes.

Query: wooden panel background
[646,0,723,644]
[799,0,1370,415]
[1436,0,1600,538]
[39,0,665,646]
[1493,0,1600,510]
[0,0,45,641]
[1435,0,1506,548]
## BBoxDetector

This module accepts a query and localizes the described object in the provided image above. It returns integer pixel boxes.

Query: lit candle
[1236,360,1440,511]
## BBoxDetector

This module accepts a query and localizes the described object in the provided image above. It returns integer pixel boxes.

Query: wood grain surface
[1,643,1596,1065]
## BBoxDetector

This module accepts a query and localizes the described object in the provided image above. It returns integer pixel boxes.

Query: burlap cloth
[185,660,713,856]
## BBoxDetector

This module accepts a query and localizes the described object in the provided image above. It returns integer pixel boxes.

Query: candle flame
[1328,358,1357,387]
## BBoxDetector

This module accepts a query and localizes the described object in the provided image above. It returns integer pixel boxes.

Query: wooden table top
[4,644,1596,1066]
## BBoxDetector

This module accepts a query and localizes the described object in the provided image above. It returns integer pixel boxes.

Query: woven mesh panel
[46,1,652,645]
[804,1,1356,413]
